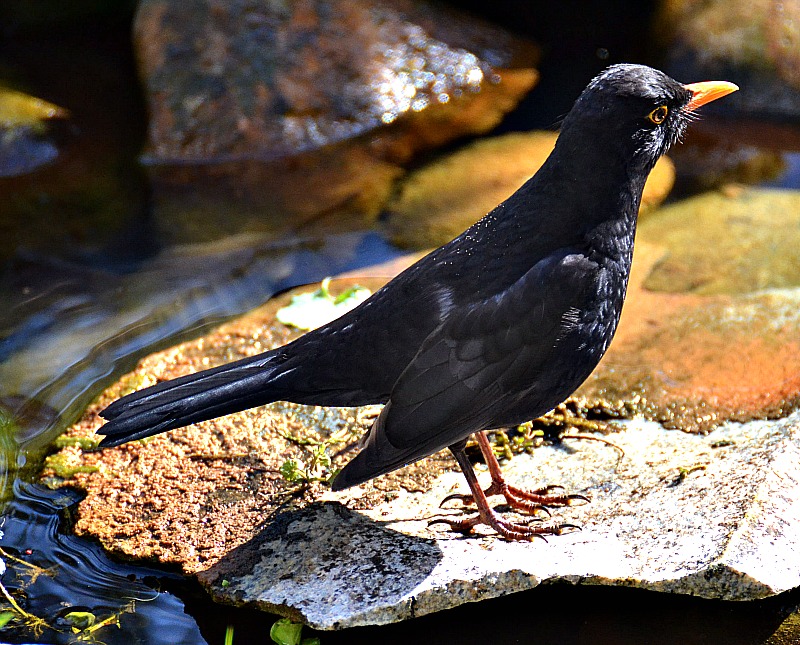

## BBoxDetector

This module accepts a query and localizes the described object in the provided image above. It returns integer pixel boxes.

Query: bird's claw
[439,482,588,514]
[566,493,591,506]
[439,492,474,508]
[428,513,579,542]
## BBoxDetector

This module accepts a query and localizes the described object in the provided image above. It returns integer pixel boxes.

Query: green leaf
[64,610,96,630]
[0,611,15,629]
[300,638,321,645]
[0,87,68,129]
[270,617,303,645]
[279,459,300,483]
[276,279,370,331]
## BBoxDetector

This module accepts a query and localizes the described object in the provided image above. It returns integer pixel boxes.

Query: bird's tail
[97,352,282,447]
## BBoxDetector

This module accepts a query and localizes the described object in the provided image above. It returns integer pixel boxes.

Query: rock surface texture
[656,0,800,119]
[208,414,800,629]
[133,0,540,237]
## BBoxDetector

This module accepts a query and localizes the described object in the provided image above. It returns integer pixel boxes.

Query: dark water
[1,6,800,645]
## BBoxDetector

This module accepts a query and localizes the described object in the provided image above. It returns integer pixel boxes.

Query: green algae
[639,188,800,295]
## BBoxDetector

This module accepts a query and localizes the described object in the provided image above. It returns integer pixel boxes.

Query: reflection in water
[0,482,204,644]
[0,231,400,496]
[0,226,398,641]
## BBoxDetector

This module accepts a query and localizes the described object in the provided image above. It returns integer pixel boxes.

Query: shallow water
[2,9,800,645]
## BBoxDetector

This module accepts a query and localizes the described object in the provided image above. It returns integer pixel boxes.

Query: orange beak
[683,80,739,112]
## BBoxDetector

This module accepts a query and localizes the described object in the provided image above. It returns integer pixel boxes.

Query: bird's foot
[441,482,588,515]
[429,510,580,542]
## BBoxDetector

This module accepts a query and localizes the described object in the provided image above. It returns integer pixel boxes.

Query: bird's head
[558,64,738,176]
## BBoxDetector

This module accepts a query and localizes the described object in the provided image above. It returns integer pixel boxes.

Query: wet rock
[568,189,800,433]
[135,0,539,235]
[135,0,537,163]
[575,228,800,433]
[42,188,800,628]
[669,121,791,193]
[41,276,452,573]
[387,132,675,248]
[655,0,800,119]
[639,188,800,295]
[148,147,405,243]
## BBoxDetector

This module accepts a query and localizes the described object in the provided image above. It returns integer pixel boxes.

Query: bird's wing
[333,248,602,488]
[387,249,600,446]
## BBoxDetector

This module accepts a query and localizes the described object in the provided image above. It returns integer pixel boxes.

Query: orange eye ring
[648,105,668,124]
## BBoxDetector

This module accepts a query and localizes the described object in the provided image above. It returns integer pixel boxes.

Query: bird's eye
[647,105,669,124]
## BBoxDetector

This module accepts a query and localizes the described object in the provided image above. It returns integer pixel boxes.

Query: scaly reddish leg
[441,431,589,514]
[429,439,579,541]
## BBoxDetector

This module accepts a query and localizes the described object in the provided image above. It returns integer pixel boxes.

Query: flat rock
[42,187,800,629]
[639,187,800,294]
[206,413,800,629]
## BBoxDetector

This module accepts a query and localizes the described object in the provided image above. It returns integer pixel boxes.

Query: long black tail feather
[97,352,281,447]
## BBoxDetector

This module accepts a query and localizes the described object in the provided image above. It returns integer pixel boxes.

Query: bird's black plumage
[99,65,736,535]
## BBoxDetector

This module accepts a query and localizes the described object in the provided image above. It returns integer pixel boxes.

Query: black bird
[98,65,737,540]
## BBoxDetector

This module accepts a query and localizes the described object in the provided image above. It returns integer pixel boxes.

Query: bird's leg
[430,441,577,541]
[441,430,589,514]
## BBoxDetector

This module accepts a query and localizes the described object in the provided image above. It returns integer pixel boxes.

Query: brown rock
[43,276,452,573]
[135,0,538,163]
[640,188,800,295]
[573,188,800,431]
[148,146,404,243]
[387,131,675,249]
[134,0,539,238]
[576,213,800,432]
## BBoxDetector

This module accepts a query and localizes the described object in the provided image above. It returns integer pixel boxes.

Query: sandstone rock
[386,131,675,249]
[135,0,539,235]
[639,188,800,294]
[576,232,800,433]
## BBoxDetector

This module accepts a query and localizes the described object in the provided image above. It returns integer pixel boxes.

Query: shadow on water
[0,482,204,644]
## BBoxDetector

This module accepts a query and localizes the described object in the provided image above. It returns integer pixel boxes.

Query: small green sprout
[270,617,320,645]
[63,610,96,632]
[278,432,341,486]
[276,278,371,331]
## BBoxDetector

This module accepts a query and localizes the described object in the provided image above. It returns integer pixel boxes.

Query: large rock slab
[42,187,800,629]
[206,413,800,628]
